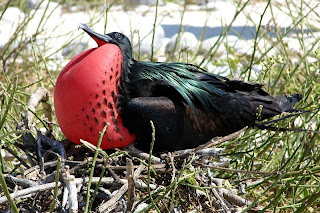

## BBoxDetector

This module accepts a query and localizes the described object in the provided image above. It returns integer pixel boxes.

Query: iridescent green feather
[129,61,228,113]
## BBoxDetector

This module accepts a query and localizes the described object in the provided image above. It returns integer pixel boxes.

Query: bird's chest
[54,44,135,149]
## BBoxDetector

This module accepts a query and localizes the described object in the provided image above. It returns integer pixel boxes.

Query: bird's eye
[115,33,122,40]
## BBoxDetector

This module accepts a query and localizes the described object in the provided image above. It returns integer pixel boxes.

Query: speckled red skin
[54,44,135,149]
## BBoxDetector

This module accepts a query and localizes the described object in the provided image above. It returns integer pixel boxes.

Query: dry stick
[77,177,156,189]
[0,181,62,204]
[74,177,140,185]
[62,187,69,208]
[124,144,162,164]
[107,164,167,171]
[61,167,78,213]
[78,177,156,189]
[205,170,226,211]
[220,188,249,207]
[98,164,145,212]
[195,127,247,151]
[3,153,30,162]
[195,163,278,176]
[25,87,51,129]
[168,153,176,183]
[171,127,247,157]
[23,160,59,177]
[0,176,154,205]
[4,174,38,188]
[209,173,253,209]
[107,166,122,185]
[126,158,135,212]
[237,172,247,200]
[211,186,231,213]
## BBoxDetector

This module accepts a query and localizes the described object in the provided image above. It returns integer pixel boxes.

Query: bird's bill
[79,23,112,47]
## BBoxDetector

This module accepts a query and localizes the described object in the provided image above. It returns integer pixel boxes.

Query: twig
[172,148,224,157]
[195,127,247,151]
[194,163,278,176]
[126,158,135,212]
[211,186,231,213]
[0,181,62,204]
[107,166,122,185]
[2,145,30,169]
[208,171,252,209]
[168,128,246,159]
[98,165,145,212]
[106,164,167,171]
[220,188,249,207]
[75,177,155,189]
[195,148,224,156]
[0,176,150,205]
[24,87,51,130]
[62,187,68,209]
[61,166,78,213]
[168,153,176,183]
[4,174,38,187]
[24,160,59,178]
[124,144,162,164]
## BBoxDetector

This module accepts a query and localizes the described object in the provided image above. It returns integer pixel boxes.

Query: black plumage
[79,24,302,152]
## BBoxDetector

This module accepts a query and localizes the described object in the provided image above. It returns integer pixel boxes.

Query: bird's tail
[275,94,303,112]
[255,93,320,133]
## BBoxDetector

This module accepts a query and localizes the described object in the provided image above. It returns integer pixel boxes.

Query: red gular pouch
[54,44,135,149]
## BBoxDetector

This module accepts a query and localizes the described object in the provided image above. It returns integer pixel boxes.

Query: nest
[0,88,262,212]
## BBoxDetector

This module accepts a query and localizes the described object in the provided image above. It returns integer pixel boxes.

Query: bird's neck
[115,56,134,113]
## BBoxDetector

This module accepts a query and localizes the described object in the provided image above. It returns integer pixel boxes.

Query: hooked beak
[79,23,112,47]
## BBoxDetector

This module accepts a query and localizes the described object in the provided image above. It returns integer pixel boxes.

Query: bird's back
[121,61,301,152]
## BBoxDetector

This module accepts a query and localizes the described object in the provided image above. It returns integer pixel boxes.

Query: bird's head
[79,23,133,64]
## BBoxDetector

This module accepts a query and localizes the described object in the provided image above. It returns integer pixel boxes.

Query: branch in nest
[195,127,247,151]
[98,164,145,212]
[162,127,247,159]
[124,144,162,164]
[126,158,135,212]
[0,181,61,204]
[24,87,51,130]
[207,172,262,210]
[171,147,225,157]
[61,167,78,213]
[0,174,156,205]
[4,174,38,188]
[220,188,249,207]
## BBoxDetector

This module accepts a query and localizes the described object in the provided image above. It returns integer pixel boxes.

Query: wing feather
[129,61,228,113]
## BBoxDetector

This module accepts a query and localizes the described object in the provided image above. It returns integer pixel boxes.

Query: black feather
[80,26,303,151]
[129,61,228,113]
